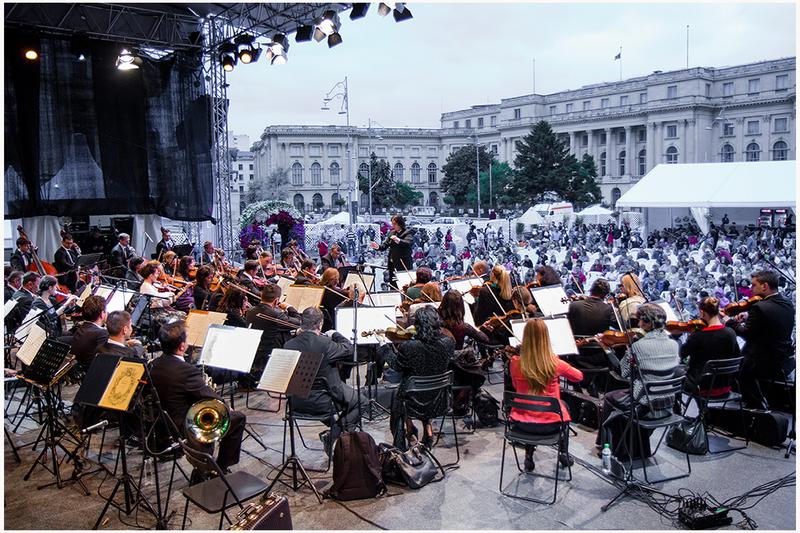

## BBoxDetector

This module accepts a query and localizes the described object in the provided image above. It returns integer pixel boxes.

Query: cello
[17,225,71,303]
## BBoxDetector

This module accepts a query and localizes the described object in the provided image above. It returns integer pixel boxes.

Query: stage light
[271,51,288,65]
[72,35,90,62]
[234,35,260,64]
[378,2,394,16]
[393,3,413,22]
[218,42,237,72]
[116,48,141,70]
[295,24,314,42]
[269,34,290,56]
[316,10,341,36]
[350,3,370,19]
[313,27,326,43]
[24,48,38,61]
[221,55,236,72]
[328,32,343,48]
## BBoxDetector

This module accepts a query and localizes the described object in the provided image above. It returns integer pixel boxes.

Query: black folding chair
[499,392,572,505]
[401,371,460,466]
[284,377,340,473]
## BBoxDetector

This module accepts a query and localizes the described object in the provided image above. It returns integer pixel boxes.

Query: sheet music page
[276,276,294,300]
[336,306,397,344]
[14,308,42,341]
[530,286,570,317]
[98,360,145,411]
[106,289,136,313]
[409,301,439,316]
[200,325,263,373]
[257,348,301,394]
[76,284,94,307]
[366,292,403,308]
[448,277,484,305]
[509,319,526,347]
[94,285,114,301]
[15,324,47,366]
[283,286,324,312]
[4,298,18,316]
[394,270,415,289]
[343,272,375,301]
[463,300,476,327]
[185,310,228,346]
[544,317,579,356]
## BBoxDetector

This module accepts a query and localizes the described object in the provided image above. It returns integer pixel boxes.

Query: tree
[358,154,396,209]
[396,182,423,207]
[441,145,494,205]
[246,167,290,203]
[466,161,516,208]
[512,120,577,202]
[564,153,602,208]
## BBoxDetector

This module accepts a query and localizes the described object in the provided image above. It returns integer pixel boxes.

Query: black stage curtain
[5,31,213,221]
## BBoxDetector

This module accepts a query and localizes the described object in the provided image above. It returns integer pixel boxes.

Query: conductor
[370,214,413,289]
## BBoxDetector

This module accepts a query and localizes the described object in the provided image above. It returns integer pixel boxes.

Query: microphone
[81,419,109,434]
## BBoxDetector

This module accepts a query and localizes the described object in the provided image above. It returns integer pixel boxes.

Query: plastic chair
[499,392,571,505]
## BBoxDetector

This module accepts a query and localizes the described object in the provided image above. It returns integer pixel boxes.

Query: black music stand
[259,350,325,503]
[19,339,79,490]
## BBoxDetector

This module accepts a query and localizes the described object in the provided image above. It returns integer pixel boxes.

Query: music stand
[76,253,104,269]
[173,243,194,258]
[529,285,570,317]
[259,349,324,503]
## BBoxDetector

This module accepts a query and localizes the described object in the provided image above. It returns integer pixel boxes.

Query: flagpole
[686,25,689,68]
[619,46,622,81]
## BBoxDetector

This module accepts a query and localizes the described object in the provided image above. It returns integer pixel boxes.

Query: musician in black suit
[149,320,245,472]
[155,228,175,259]
[566,279,617,369]
[110,233,135,275]
[124,257,146,290]
[8,272,41,332]
[10,238,34,272]
[370,214,414,289]
[69,295,109,369]
[5,271,23,303]
[319,244,346,271]
[283,307,360,453]
[53,232,81,292]
[245,284,301,386]
[727,270,795,409]
[96,310,146,359]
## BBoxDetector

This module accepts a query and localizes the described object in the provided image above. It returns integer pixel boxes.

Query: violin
[525,280,542,289]
[722,296,763,317]
[479,309,522,331]
[362,326,417,342]
[576,328,645,348]
[665,319,707,334]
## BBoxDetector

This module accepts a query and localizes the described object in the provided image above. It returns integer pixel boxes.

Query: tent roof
[517,207,544,225]
[617,161,796,208]
[578,204,613,215]
[320,211,350,225]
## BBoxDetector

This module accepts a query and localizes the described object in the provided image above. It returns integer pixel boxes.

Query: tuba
[184,399,230,445]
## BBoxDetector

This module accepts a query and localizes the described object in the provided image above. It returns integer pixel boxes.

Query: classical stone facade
[247,57,795,214]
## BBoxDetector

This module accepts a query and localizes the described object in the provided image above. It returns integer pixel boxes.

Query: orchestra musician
[138,261,185,325]
[257,251,278,280]
[8,272,40,332]
[10,237,34,272]
[370,214,414,289]
[125,257,146,290]
[193,265,215,310]
[198,241,216,265]
[288,239,309,262]
[439,289,489,350]
[725,270,795,409]
[566,279,616,369]
[511,286,539,318]
[32,275,78,341]
[245,284,302,387]
[318,267,355,332]
[618,272,646,328]
[280,247,301,273]
[110,233,135,274]
[404,267,432,300]
[320,243,347,270]
[245,237,261,261]
[155,227,175,258]
[53,231,81,292]
[217,289,249,328]
[5,271,23,303]
[237,260,261,300]
[96,310,145,359]
[473,264,515,326]
[534,265,563,287]
[68,295,109,370]
[294,260,320,285]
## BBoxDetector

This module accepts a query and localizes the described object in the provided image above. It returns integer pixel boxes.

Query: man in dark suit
[293,260,319,285]
[96,310,146,359]
[8,272,41,332]
[727,270,796,409]
[566,279,616,370]
[283,307,360,452]
[69,296,109,369]
[320,244,346,271]
[149,320,245,471]
[155,228,175,260]
[370,214,414,289]
[245,284,301,386]
[5,271,23,303]
[124,257,146,290]
[53,232,81,292]
[110,233,135,275]
[10,238,34,272]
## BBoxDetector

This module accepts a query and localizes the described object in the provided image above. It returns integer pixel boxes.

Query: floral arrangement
[238,200,304,250]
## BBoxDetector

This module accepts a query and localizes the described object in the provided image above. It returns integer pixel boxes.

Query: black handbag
[666,416,708,455]
[379,443,444,489]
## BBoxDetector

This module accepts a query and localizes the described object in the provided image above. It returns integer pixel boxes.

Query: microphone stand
[350,286,364,430]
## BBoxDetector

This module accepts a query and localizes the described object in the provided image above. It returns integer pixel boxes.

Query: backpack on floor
[473,389,500,427]
[327,431,386,501]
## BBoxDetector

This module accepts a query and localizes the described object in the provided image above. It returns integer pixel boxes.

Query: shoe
[421,433,434,449]
[524,457,535,472]
[319,430,332,457]
[558,453,574,467]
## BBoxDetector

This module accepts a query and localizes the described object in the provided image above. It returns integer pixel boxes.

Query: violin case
[706,405,789,448]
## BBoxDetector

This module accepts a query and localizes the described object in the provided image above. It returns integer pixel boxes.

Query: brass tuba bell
[185,399,230,445]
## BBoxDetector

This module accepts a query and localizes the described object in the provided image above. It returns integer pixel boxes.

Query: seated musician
[8,272,40,332]
[162,250,178,273]
[318,268,352,333]
[405,267,432,300]
[534,265,563,287]
[97,310,145,358]
[69,295,109,369]
[5,270,23,303]
[237,260,261,296]
[53,231,81,293]
[511,286,539,318]
[681,297,740,397]
[280,247,299,273]
[149,320,245,479]
[439,290,489,350]
[198,241,216,265]
[175,255,196,282]
[125,257,146,290]
[110,233,135,275]
[471,260,490,279]
[171,256,197,313]
[32,275,77,341]
[294,260,319,285]
[473,264,515,326]
[245,284,302,387]
[284,307,360,456]
[138,261,185,324]
[618,273,646,328]
[566,279,616,369]
[320,243,346,270]
[509,319,584,471]
[217,289,249,328]
[192,266,214,311]
[597,303,680,446]
[257,251,278,279]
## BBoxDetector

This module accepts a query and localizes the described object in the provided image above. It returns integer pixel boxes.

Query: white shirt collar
[108,339,127,348]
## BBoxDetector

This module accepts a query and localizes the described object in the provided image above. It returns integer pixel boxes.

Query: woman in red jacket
[509,319,584,472]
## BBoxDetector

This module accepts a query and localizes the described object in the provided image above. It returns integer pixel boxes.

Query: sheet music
[447,277,484,305]
[463,300,476,327]
[94,285,114,301]
[276,276,294,298]
[199,324,263,373]
[4,298,18,316]
[394,270,415,289]
[336,306,397,344]
[364,291,403,308]
[15,324,47,366]
[508,317,577,356]
[185,310,228,346]
[530,285,570,317]
[257,348,301,394]
[343,272,375,301]
[98,360,145,411]
[106,289,136,313]
[408,301,439,316]
[14,308,43,341]
[283,285,324,312]
[76,284,94,307]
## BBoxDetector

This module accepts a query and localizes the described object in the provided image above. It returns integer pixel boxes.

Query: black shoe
[558,453,574,467]
[319,430,332,457]
[524,457,535,472]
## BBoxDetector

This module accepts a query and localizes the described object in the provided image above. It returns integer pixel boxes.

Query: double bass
[16,225,71,303]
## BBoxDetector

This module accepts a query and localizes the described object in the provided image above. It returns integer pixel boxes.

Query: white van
[411,206,436,218]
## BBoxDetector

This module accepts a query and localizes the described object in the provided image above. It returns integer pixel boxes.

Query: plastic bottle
[601,443,612,474]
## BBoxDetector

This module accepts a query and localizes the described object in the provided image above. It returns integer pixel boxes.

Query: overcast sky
[226,2,796,143]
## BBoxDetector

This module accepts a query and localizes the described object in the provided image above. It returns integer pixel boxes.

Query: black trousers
[216,410,246,469]
[738,356,795,410]
[510,420,566,455]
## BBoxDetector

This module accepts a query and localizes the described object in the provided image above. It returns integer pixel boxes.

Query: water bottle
[601,443,612,475]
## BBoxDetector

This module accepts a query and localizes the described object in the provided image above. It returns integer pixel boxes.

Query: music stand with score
[258,349,325,503]
[529,285,571,317]
[508,317,579,357]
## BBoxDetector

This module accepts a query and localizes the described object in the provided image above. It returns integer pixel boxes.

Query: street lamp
[471,132,481,219]
[322,77,354,225]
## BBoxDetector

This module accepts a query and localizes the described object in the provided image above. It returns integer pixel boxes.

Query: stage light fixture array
[116,48,142,70]
[350,3,370,19]
[234,34,261,64]
[218,42,237,72]
[378,2,413,21]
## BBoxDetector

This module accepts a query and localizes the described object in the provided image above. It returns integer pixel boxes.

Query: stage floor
[4,372,796,530]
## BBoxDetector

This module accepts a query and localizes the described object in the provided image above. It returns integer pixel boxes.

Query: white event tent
[616,161,796,233]
[576,204,614,224]
[516,207,545,226]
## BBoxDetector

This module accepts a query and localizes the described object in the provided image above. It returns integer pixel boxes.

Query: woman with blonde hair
[509,319,584,471]
[473,264,514,326]
[618,272,646,327]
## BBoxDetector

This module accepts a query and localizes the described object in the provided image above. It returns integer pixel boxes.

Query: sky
[226,2,797,143]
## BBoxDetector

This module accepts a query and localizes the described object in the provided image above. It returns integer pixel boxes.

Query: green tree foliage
[565,153,602,208]
[247,167,290,203]
[441,145,494,205]
[466,161,516,208]
[357,154,424,209]
[396,182,423,207]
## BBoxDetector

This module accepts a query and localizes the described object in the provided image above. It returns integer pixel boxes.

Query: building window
[748,78,760,94]
[453,121,459,128]
[550,105,557,115]
[772,140,788,161]
[600,132,607,145]
[427,146,438,157]
[490,144,498,155]
[411,146,421,158]
[638,149,646,175]
[582,134,588,147]
[359,146,368,157]
[359,162,370,178]
[411,162,421,183]
[239,164,243,171]
[329,162,340,185]
[513,108,521,120]
[723,82,734,97]
[566,103,574,113]
[451,145,461,154]
[478,117,484,128]
[774,117,788,132]
[394,162,404,181]
[666,124,677,138]
[376,146,387,157]
[611,187,621,207]
[723,122,734,136]
[312,193,324,210]
[745,142,761,162]
[720,144,735,163]
[331,192,340,207]
[584,100,592,111]
[394,146,403,157]
[490,115,496,126]
[328,144,340,156]
[293,193,304,211]
[776,74,788,91]
[249,164,254,170]
[618,150,626,175]
[667,85,677,99]
[599,152,607,175]
[429,191,438,207]
[309,144,322,157]
[465,119,471,129]
[705,83,711,97]
[665,146,678,164]
[746,120,760,135]
[239,185,244,193]
[310,162,322,185]
[637,129,646,142]
[600,98,608,108]
[427,162,438,184]
[291,162,303,185]
[618,131,626,144]
[289,144,303,157]
[639,92,647,104]
[620,95,629,106]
